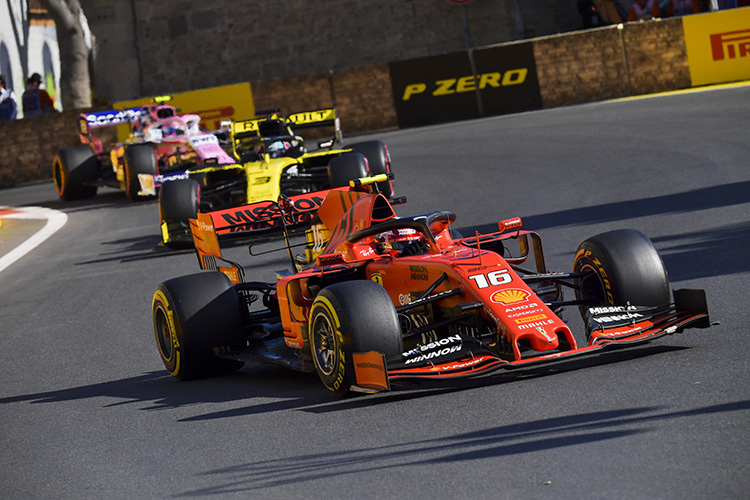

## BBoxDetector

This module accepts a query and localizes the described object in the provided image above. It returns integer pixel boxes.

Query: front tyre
[158,179,200,247]
[152,272,245,380]
[327,152,369,189]
[309,281,402,396]
[124,144,157,200]
[348,140,393,198]
[53,146,99,200]
[574,229,671,315]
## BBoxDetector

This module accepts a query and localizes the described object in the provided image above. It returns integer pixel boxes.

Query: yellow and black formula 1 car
[157,108,394,247]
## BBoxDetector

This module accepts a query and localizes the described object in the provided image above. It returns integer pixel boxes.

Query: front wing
[355,289,710,389]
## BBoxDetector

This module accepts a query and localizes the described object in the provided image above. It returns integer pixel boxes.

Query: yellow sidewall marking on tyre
[153,289,181,376]
[53,157,65,196]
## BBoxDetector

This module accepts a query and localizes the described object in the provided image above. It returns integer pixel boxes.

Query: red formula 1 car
[151,175,710,395]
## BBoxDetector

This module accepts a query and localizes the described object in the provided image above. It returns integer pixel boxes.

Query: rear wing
[230,108,342,152]
[190,173,400,275]
[287,108,338,130]
[78,108,140,135]
[208,173,396,237]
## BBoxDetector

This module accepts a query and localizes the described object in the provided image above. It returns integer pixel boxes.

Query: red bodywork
[258,189,710,386]
[188,182,709,392]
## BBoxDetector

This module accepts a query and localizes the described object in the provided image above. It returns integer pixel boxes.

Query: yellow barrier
[684,7,750,87]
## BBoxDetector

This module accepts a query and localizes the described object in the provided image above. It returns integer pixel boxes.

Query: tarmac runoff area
[0,207,68,274]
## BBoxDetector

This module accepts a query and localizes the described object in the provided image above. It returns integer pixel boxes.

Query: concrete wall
[623,19,690,95]
[0,109,82,188]
[251,65,399,139]
[0,18,701,190]
[80,0,595,102]
[534,18,690,108]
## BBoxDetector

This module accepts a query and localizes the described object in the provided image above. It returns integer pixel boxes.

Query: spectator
[578,0,623,28]
[628,0,661,20]
[664,0,704,15]
[22,73,56,116]
[578,0,603,28]
[0,75,18,120]
[593,0,624,24]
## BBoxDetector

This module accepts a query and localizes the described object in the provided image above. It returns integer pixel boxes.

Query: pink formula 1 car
[52,102,236,201]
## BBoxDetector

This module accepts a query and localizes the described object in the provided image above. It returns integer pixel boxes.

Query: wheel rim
[154,306,175,362]
[312,312,337,376]
[578,263,606,304]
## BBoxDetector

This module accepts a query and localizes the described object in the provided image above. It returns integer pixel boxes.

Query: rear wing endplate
[189,213,245,284]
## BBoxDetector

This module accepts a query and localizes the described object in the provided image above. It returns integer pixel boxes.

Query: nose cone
[519,325,560,352]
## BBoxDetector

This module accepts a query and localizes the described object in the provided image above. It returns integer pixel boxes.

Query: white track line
[0,206,68,274]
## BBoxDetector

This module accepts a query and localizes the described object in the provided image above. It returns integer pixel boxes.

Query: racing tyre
[124,144,157,200]
[152,271,245,380]
[52,146,99,200]
[574,229,671,316]
[309,280,403,396]
[328,152,369,190]
[348,140,393,198]
[159,179,200,248]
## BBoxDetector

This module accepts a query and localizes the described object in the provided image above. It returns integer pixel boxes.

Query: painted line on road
[610,80,750,103]
[0,206,68,274]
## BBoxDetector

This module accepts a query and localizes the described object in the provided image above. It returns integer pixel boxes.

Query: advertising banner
[389,52,478,128]
[114,82,255,140]
[683,7,750,86]
[472,43,542,116]
[388,43,541,128]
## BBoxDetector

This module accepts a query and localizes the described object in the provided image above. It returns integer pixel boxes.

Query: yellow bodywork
[242,149,347,204]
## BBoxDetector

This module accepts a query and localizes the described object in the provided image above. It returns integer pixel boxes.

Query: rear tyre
[152,272,245,380]
[309,280,402,396]
[573,229,671,316]
[327,152,369,189]
[52,146,99,200]
[348,140,393,198]
[124,144,157,200]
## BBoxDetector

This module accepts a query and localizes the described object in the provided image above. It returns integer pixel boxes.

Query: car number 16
[468,269,512,289]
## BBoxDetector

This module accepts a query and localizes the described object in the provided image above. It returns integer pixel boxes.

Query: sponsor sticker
[491,289,529,305]
[683,9,750,86]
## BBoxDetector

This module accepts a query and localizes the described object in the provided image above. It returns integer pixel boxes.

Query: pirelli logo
[710,29,750,61]
[402,69,529,101]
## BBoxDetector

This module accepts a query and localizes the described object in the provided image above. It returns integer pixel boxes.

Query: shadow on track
[459,180,750,280]
[0,344,691,417]
[183,399,750,495]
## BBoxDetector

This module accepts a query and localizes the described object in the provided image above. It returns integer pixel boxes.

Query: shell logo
[491,289,529,305]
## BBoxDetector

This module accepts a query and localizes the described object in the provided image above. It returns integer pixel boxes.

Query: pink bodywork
[142,114,235,165]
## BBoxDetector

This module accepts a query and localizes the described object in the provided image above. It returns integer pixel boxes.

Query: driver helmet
[163,125,179,136]
[376,228,422,254]
[268,140,292,158]
[141,104,175,123]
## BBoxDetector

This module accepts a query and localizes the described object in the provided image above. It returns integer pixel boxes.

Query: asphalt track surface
[1,84,748,499]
